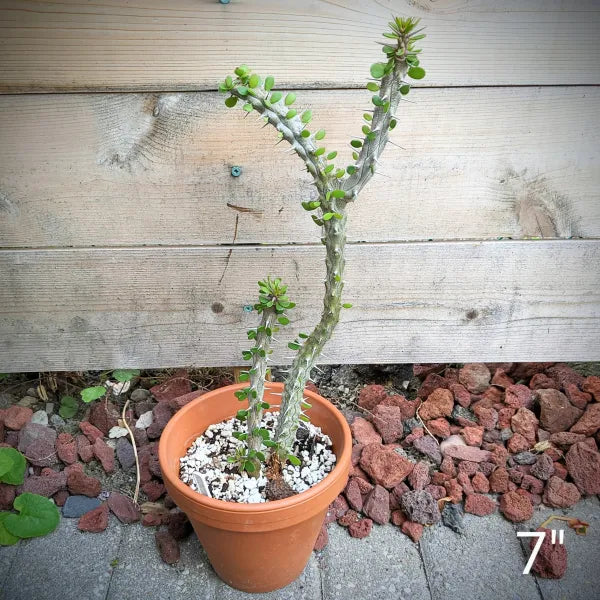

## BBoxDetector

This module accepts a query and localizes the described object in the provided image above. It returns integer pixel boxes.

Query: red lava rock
[391,481,410,504]
[570,403,600,437]
[479,461,495,477]
[529,373,559,390]
[383,396,419,420]
[582,376,600,401]
[498,407,516,429]
[472,405,498,431]
[472,472,490,493]
[431,472,450,485]
[344,478,364,512]
[359,443,414,489]
[313,523,329,551]
[426,418,451,439]
[349,517,373,539]
[67,470,101,497]
[52,490,69,506]
[401,521,424,542]
[546,364,584,389]
[413,364,446,379]
[521,474,544,495]
[79,421,104,443]
[363,485,391,524]
[142,480,165,501]
[56,433,77,465]
[457,473,474,495]
[444,479,463,503]
[538,389,582,433]
[564,384,592,410]
[489,444,509,467]
[530,527,567,579]
[440,456,457,477]
[351,444,363,466]
[499,491,533,522]
[155,529,180,564]
[461,426,484,447]
[511,408,538,444]
[148,455,162,479]
[107,492,140,523]
[76,435,95,463]
[491,369,514,388]
[408,461,431,491]
[553,462,568,480]
[358,384,388,411]
[465,493,496,516]
[23,439,57,467]
[458,364,490,394]
[565,441,600,495]
[0,483,16,510]
[349,464,369,481]
[504,384,534,410]
[89,402,119,435]
[93,438,115,473]
[351,417,382,446]
[413,435,442,465]
[330,495,349,519]
[4,406,33,430]
[542,475,581,508]
[142,513,163,527]
[167,511,193,540]
[403,427,424,446]
[150,370,192,403]
[425,484,446,500]
[418,374,448,400]
[511,363,555,380]
[449,383,472,408]
[489,467,509,493]
[169,390,205,411]
[507,433,531,454]
[391,509,406,527]
[78,503,109,533]
[337,509,359,528]
[419,388,454,420]
[444,367,460,383]
[530,454,555,481]
[355,477,374,496]
[371,405,404,444]
[147,402,174,439]
[22,470,67,497]
[457,461,479,477]
[442,445,492,463]
[400,490,441,525]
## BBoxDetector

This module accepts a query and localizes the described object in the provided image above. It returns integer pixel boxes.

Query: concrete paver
[0,543,19,599]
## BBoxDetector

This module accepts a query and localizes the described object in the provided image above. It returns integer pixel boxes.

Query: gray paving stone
[2,515,122,600]
[321,523,431,600]
[106,525,217,600]
[517,496,600,600]
[0,543,19,598]
[420,509,541,600]
[215,554,322,600]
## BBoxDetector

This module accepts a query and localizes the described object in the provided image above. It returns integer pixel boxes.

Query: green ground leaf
[58,395,78,419]
[0,513,19,546]
[80,386,106,403]
[3,494,60,539]
[112,369,140,383]
[0,448,26,485]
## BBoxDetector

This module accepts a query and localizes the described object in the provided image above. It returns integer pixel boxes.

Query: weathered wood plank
[1,240,598,371]
[1,0,599,92]
[1,87,598,247]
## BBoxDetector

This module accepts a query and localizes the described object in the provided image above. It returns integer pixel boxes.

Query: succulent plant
[222,17,426,472]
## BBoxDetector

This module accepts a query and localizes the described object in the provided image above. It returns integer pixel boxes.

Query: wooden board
[1,87,598,248]
[1,0,599,92]
[1,240,599,371]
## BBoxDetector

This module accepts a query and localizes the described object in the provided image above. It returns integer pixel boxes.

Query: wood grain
[1,0,599,92]
[1,87,598,247]
[1,240,598,371]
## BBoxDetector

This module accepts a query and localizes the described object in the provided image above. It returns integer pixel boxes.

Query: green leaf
[350,140,363,148]
[322,213,334,221]
[225,75,233,89]
[244,461,256,473]
[243,103,253,112]
[371,95,383,107]
[236,85,248,96]
[311,215,323,226]
[278,316,290,325]
[284,93,296,106]
[232,431,247,441]
[234,389,248,401]
[58,395,78,419]
[370,63,386,79]
[335,169,345,178]
[314,147,325,157]
[315,129,326,140]
[288,342,301,350]
[287,454,301,466]
[331,190,346,199]
[399,84,410,95]
[269,91,282,103]
[0,448,26,485]
[260,402,270,409]
[80,386,106,403]
[264,76,274,91]
[407,66,426,80]
[326,151,337,160]
[238,373,250,382]
[242,350,252,361]
[333,212,343,219]
[301,110,312,124]
[264,440,277,448]
[247,329,257,340]
[301,129,311,138]
[323,164,335,174]
[234,64,249,77]
[389,119,397,130]
[352,151,359,160]
[299,415,310,422]
[362,125,370,135]
[112,369,140,383]
[285,109,297,119]
[224,96,238,108]
[236,409,248,419]
[343,303,353,308]
[0,513,19,546]
[248,74,260,88]
[366,82,380,92]
[346,165,356,175]
[4,494,59,539]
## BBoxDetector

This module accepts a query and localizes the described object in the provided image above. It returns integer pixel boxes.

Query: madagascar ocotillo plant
[220,16,426,465]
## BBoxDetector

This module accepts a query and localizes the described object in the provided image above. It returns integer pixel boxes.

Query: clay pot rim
[159,381,352,515]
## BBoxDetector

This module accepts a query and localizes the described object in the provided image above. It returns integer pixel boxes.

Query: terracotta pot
[158,382,352,592]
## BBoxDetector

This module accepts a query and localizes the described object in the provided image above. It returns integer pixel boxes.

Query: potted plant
[159,16,426,592]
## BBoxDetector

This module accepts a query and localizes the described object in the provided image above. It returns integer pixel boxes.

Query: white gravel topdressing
[179,412,336,503]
